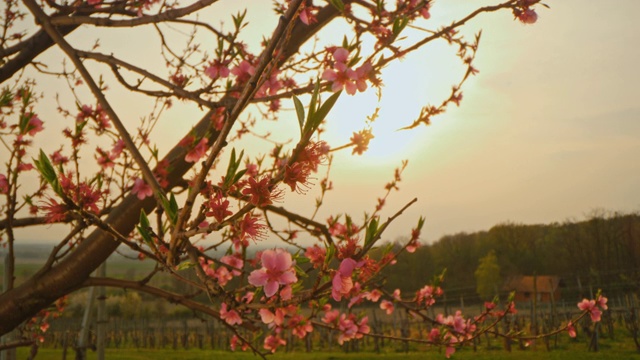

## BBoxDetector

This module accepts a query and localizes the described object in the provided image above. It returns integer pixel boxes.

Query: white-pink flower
[248,249,297,297]
[220,303,242,326]
[332,258,359,301]
[131,178,152,200]
[380,300,394,315]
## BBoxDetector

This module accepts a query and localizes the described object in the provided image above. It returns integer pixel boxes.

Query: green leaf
[309,91,341,132]
[232,169,248,185]
[137,209,153,245]
[18,113,30,134]
[364,217,379,248]
[392,16,409,37]
[175,261,195,271]
[294,265,308,278]
[169,193,179,223]
[327,0,344,11]
[224,148,244,188]
[306,81,320,129]
[292,95,305,135]
[33,149,62,196]
[161,193,178,225]
[325,243,336,266]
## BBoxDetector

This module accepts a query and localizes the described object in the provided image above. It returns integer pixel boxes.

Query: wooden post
[76,286,96,360]
[1,253,16,360]
[96,263,106,360]
[531,274,538,350]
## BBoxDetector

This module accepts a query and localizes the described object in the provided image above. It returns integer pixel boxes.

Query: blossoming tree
[0,0,608,357]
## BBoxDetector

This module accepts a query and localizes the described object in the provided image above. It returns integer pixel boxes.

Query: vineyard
[30,300,640,358]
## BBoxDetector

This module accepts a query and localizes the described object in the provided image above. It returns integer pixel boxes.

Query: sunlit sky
[11,0,640,245]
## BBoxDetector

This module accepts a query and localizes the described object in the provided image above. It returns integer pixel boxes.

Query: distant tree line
[381,210,640,303]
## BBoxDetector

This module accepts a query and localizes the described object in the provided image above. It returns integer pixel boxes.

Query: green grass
[15,346,640,360]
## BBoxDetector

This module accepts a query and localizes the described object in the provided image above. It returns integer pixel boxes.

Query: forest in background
[383,210,640,305]
[3,209,639,319]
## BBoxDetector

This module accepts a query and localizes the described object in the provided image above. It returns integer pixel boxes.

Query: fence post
[1,253,16,360]
[96,263,106,360]
[76,286,96,360]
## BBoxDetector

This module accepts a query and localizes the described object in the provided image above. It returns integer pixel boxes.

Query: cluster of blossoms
[95,139,125,170]
[322,47,375,96]
[284,141,330,193]
[76,104,110,133]
[42,173,104,223]
[199,254,244,287]
[321,305,370,345]
[24,296,67,343]
[513,0,540,24]
[567,294,608,338]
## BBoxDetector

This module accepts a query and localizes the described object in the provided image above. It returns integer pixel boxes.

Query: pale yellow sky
[9,0,640,245]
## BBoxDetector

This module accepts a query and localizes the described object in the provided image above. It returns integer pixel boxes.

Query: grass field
[15,345,640,360]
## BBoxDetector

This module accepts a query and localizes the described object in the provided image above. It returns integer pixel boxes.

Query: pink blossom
[445,345,456,358]
[597,295,608,310]
[220,303,242,326]
[204,60,230,79]
[567,321,576,338]
[248,248,297,297]
[417,285,439,307]
[242,175,278,207]
[230,335,248,352]
[259,308,276,325]
[96,147,116,169]
[354,61,373,92]
[577,299,595,312]
[26,114,43,136]
[322,63,357,95]
[357,316,370,337]
[322,308,340,324]
[231,60,256,84]
[17,163,34,172]
[380,300,394,315]
[517,8,538,24]
[185,138,208,163]
[131,178,153,200]
[42,198,67,223]
[263,335,286,353]
[305,245,326,268]
[280,284,293,301]
[0,174,8,194]
[337,314,358,344]
[206,192,232,223]
[289,314,313,338]
[111,139,125,158]
[322,48,358,94]
[220,255,243,276]
[51,150,69,165]
[284,162,311,193]
[214,267,232,286]
[299,6,318,25]
[211,107,226,131]
[332,258,359,301]
[429,328,440,342]
[333,48,349,63]
[236,212,266,242]
[364,289,382,302]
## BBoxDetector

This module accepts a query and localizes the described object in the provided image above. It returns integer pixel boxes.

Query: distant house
[504,275,562,303]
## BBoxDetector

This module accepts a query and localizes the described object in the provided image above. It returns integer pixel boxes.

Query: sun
[323,42,465,166]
